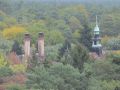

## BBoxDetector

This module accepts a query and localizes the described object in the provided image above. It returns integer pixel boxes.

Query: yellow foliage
[2,26,26,39]
[73,30,80,39]
[102,80,120,90]
[9,64,26,73]
[0,53,7,68]
[102,35,111,45]
[111,50,120,56]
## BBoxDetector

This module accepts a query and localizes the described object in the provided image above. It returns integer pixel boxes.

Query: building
[24,32,45,64]
[92,16,102,56]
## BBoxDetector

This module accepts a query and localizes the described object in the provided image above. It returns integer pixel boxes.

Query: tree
[71,43,89,71]
[45,44,62,62]
[106,37,120,50]
[58,39,71,59]
[2,26,26,40]
[28,45,38,69]
[60,49,73,65]
[68,16,82,32]
[26,63,83,90]
[0,36,13,54]
[79,24,92,51]
[11,40,22,55]
[0,53,7,67]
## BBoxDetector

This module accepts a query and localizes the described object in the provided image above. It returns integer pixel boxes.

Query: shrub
[103,36,120,50]
[0,37,13,54]
[109,51,120,65]
[0,67,13,77]
[102,80,120,90]
[9,64,26,73]
[0,53,7,67]
[7,84,25,90]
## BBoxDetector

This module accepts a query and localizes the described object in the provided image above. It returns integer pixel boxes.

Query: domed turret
[92,16,102,56]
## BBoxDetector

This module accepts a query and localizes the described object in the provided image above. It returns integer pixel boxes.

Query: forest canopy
[0,0,120,90]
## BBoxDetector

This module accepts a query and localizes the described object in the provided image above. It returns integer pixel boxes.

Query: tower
[38,32,45,62]
[92,16,102,56]
[24,33,31,63]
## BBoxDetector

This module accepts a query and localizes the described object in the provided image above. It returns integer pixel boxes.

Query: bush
[7,84,25,90]
[109,51,120,65]
[0,53,13,77]
[9,64,26,73]
[0,67,13,77]
[103,37,120,50]
[0,53,7,67]
[0,37,13,54]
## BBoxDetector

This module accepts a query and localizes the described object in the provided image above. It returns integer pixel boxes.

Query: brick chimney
[38,32,45,62]
[24,33,31,60]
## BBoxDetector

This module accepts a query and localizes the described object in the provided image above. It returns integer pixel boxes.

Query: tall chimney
[38,32,45,62]
[24,33,31,61]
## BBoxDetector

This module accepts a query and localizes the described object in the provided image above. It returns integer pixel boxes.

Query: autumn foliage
[2,26,26,40]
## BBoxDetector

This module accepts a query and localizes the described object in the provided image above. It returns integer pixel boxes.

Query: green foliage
[92,60,115,80]
[9,64,26,73]
[60,49,73,65]
[27,22,65,45]
[7,84,25,90]
[68,16,82,32]
[48,30,65,45]
[0,53,7,67]
[79,24,92,51]
[0,53,13,77]
[0,1,120,90]
[0,37,13,54]
[26,65,58,90]
[0,11,16,30]
[0,67,13,77]
[29,45,38,68]
[26,63,82,90]
[58,39,71,59]
[87,78,103,90]
[84,59,120,90]
[102,80,120,90]
[87,78,120,90]
[12,40,22,55]
[106,37,120,50]
[45,44,62,62]
[100,13,120,36]
[71,43,89,71]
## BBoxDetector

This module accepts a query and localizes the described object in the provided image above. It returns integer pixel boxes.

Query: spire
[94,15,99,32]
[96,15,98,26]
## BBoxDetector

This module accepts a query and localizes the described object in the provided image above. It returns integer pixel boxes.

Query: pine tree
[58,39,71,59]
[80,24,92,51]
[71,43,89,71]
[11,40,22,55]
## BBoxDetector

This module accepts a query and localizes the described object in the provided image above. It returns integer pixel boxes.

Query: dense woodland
[0,0,120,90]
